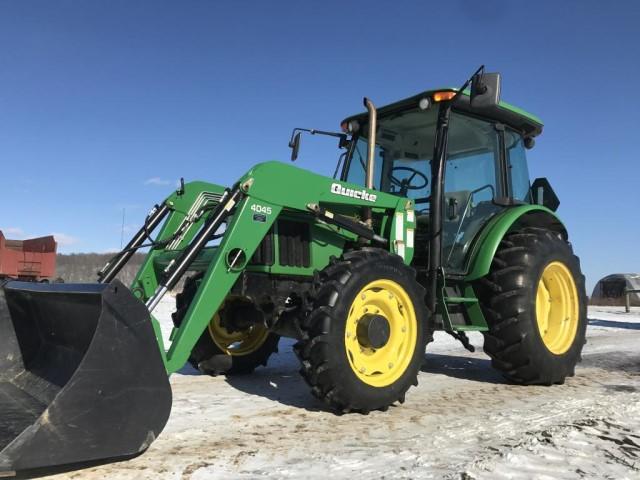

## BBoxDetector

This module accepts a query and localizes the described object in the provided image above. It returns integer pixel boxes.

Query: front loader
[0,66,587,475]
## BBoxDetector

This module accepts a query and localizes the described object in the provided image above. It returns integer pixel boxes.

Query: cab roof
[342,88,543,138]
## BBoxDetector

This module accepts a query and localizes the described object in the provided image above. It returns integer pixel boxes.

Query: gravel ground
[38,303,640,480]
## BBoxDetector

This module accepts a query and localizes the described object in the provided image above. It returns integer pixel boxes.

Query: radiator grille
[250,228,275,266]
[277,220,310,268]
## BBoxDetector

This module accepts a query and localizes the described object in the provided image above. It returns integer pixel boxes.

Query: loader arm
[132,161,415,374]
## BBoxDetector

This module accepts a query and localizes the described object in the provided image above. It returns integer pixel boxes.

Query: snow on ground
[40,304,640,480]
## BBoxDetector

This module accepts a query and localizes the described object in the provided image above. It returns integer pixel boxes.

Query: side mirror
[470,72,501,109]
[289,131,301,162]
[531,177,560,211]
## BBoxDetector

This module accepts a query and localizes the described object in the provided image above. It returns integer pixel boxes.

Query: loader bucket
[0,280,172,475]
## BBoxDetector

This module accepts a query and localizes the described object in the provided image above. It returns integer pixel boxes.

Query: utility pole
[120,208,126,249]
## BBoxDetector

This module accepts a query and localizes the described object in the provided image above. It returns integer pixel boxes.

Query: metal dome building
[591,273,640,306]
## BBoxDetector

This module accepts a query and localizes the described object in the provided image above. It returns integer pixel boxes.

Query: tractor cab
[339,86,544,274]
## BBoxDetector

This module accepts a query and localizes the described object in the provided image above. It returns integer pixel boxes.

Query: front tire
[172,274,280,375]
[475,227,587,385]
[295,249,428,413]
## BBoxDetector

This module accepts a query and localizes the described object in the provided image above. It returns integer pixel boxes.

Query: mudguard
[465,205,566,281]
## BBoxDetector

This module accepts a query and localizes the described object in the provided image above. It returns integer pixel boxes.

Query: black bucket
[0,280,172,475]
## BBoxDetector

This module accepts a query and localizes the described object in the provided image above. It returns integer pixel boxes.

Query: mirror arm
[450,65,485,104]
[290,127,346,142]
[288,127,349,162]
[309,129,345,139]
[288,128,304,147]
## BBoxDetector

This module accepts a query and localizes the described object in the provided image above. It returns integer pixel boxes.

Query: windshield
[343,107,438,206]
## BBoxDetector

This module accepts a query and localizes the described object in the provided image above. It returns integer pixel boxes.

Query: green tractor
[0,67,587,474]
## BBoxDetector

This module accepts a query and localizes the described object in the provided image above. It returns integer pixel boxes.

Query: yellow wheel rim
[345,279,418,388]
[208,309,269,356]
[535,261,579,355]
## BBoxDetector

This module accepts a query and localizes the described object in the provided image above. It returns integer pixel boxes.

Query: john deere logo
[330,183,377,202]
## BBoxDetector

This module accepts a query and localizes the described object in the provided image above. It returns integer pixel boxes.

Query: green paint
[240,161,407,211]
[127,162,409,373]
[165,197,282,373]
[132,180,227,299]
[149,314,168,367]
[461,284,488,331]
[494,97,543,126]
[153,247,219,273]
[465,205,563,281]
[456,88,543,125]
[438,281,488,332]
[444,296,478,304]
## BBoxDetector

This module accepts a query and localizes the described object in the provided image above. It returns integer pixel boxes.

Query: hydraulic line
[98,203,170,284]
[145,188,242,312]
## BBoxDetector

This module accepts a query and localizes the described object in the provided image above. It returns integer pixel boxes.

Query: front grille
[277,220,310,268]
[250,227,275,266]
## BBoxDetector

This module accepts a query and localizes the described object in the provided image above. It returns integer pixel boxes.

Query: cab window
[443,113,503,272]
[505,129,531,202]
[345,137,383,190]
[343,107,438,205]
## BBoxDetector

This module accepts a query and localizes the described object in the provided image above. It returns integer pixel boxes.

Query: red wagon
[0,231,57,281]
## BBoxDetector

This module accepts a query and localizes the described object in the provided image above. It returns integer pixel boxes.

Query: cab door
[442,113,506,273]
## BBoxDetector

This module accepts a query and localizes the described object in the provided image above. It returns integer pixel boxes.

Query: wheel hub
[535,261,579,355]
[344,279,418,388]
[208,299,270,356]
[356,313,391,349]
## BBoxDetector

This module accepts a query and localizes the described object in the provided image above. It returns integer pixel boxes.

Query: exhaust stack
[363,97,378,226]
[363,97,377,191]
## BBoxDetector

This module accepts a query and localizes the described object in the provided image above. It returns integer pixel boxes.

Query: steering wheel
[389,166,429,196]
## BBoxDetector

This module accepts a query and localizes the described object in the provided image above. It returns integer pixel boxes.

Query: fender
[465,204,567,281]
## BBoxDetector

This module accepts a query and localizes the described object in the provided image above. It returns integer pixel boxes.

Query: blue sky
[0,0,638,291]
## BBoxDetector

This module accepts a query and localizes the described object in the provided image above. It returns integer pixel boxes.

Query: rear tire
[475,227,587,385]
[172,274,279,375]
[295,249,429,413]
